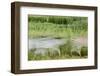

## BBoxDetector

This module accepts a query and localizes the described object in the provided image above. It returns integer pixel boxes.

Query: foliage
[81,46,88,57]
[28,15,87,38]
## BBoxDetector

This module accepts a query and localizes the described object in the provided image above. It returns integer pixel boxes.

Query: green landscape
[28,15,88,61]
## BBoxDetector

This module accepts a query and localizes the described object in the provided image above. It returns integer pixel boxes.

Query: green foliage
[59,39,72,56]
[28,15,87,38]
[81,46,88,57]
[28,15,87,27]
[28,51,34,60]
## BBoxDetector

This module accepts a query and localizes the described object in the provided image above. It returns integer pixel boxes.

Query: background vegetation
[28,15,87,39]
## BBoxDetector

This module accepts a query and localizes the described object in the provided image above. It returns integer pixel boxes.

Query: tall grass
[28,40,88,60]
[28,15,87,26]
[28,15,87,38]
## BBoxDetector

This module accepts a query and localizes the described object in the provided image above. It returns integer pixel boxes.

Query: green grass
[28,22,87,39]
[28,15,88,60]
[28,15,87,39]
[28,43,88,60]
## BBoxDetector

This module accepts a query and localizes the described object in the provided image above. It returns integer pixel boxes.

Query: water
[28,37,87,56]
[29,37,66,50]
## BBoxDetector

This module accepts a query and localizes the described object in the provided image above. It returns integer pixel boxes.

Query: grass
[28,44,88,60]
[29,22,87,39]
[28,15,88,60]
[28,15,87,39]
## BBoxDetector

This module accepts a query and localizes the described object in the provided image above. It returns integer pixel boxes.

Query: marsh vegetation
[28,15,88,61]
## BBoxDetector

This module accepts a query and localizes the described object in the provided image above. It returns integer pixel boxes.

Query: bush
[81,46,88,57]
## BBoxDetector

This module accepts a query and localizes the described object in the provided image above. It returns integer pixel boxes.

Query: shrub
[81,46,88,57]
